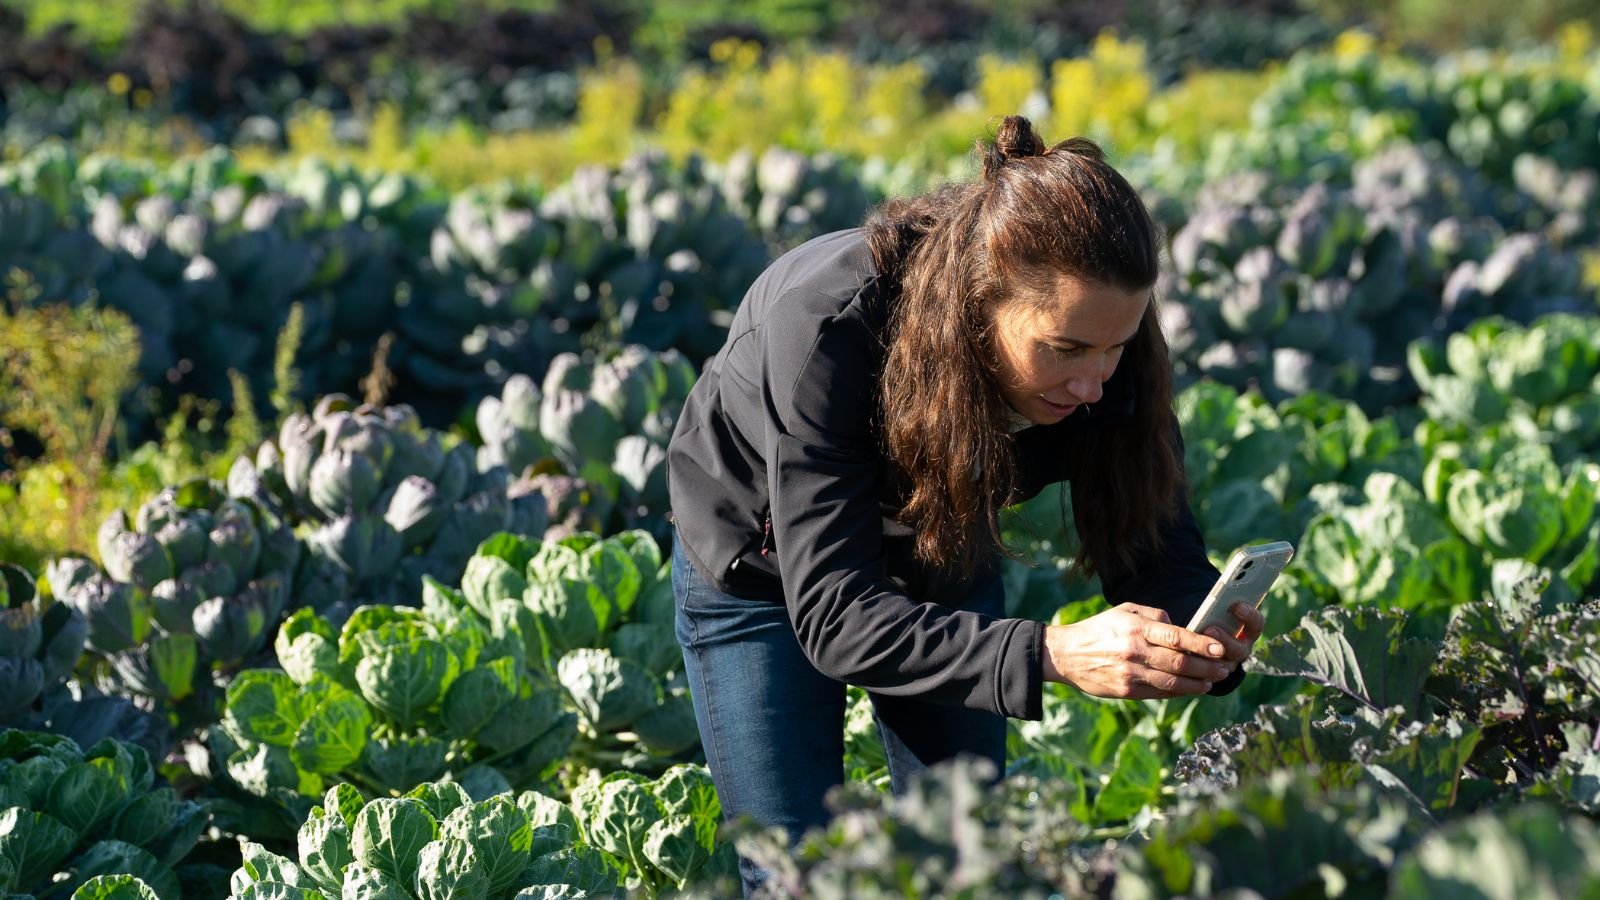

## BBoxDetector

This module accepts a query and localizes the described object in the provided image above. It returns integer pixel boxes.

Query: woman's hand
[1203,601,1266,680]
[1041,603,1233,700]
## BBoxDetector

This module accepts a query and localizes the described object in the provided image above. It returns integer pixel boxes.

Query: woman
[665,116,1264,894]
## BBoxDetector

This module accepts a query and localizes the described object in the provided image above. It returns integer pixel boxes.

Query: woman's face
[989,275,1151,426]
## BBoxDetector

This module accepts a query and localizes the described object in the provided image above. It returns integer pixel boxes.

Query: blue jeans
[671,536,1007,896]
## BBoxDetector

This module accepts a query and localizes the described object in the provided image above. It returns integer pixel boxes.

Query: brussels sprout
[149,578,202,634]
[1221,247,1291,335]
[99,521,172,592]
[557,648,657,733]
[60,576,152,655]
[309,516,403,584]
[108,635,198,703]
[151,519,208,573]
[43,558,98,600]
[279,414,324,504]
[309,448,383,519]
[592,347,666,428]
[540,390,625,470]
[207,503,262,583]
[385,477,447,550]
[193,591,268,663]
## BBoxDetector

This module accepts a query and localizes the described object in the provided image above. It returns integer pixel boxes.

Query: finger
[1133,671,1214,698]
[1203,626,1251,663]
[1146,646,1233,682]
[1121,604,1172,624]
[1145,620,1228,659]
[1230,602,1267,641]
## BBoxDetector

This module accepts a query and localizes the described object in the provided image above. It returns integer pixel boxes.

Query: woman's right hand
[1041,603,1231,699]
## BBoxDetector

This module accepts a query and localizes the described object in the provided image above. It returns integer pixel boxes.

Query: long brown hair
[866,115,1185,581]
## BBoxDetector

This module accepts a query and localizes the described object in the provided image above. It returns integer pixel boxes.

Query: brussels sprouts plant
[457,530,693,780]
[0,563,166,760]
[231,394,549,618]
[210,577,578,814]
[49,479,301,739]
[226,766,734,899]
[1408,314,1600,459]
[0,731,210,899]
[475,346,697,546]
[1162,145,1593,411]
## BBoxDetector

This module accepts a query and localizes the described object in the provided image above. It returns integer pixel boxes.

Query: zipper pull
[760,512,774,558]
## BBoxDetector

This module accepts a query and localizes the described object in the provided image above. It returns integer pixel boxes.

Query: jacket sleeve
[761,289,1047,720]
[1096,421,1247,696]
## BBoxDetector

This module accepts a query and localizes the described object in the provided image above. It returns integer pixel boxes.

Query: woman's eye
[1045,343,1082,358]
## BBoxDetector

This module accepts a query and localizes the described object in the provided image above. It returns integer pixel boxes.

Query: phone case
[1184,541,1295,639]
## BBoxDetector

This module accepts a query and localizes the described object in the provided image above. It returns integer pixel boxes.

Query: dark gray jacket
[666,228,1244,721]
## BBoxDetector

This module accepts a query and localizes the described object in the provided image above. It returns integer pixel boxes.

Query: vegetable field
[2,4,1600,898]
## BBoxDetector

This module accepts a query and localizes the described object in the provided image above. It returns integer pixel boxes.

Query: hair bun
[983,115,1046,180]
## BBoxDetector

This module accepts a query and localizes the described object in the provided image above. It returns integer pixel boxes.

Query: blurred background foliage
[3,0,1600,569]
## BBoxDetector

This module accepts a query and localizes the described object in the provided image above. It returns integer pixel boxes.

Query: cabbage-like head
[539,390,624,470]
[208,502,263,581]
[310,448,383,519]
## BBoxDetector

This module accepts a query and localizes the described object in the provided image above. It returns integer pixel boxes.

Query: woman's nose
[1068,369,1105,405]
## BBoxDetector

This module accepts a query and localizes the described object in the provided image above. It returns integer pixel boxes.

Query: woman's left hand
[1204,602,1266,678]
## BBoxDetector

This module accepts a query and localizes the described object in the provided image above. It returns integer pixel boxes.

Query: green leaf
[589,778,664,875]
[361,737,448,794]
[642,814,710,889]
[633,693,701,756]
[322,783,366,829]
[233,840,315,892]
[298,805,354,894]
[440,796,534,897]
[475,689,570,755]
[3,754,71,809]
[557,648,657,733]
[651,764,720,825]
[1253,606,1438,711]
[580,541,642,633]
[143,798,207,869]
[1091,735,1165,822]
[1388,803,1600,900]
[525,580,598,661]
[516,791,580,834]
[339,863,410,900]
[278,630,339,688]
[46,756,133,835]
[1122,770,1412,897]
[608,623,681,676]
[462,555,530,621]
[225,670,310,748]
[413,838,488,900]
[519,846,622,897]
[226,743,302,798]
[236,884,330,900]
[403,783,473,824]
[528,823,576,858]
[0,807,77,889]
[291,695,373,776]
[69,874,161,900]
[1014,690,1124,771]
[352,798,438,888]
[106,785,179,848]
[355,638,457,728]
[440,665,513,740]
[1364,717,1483,812]
[70,840,179,900]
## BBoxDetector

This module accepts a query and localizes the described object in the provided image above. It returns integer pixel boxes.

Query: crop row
[1,294,1596,894]
[0,0,1336,152]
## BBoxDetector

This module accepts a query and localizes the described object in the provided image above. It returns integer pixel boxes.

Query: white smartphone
[1185,541,1295,640]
